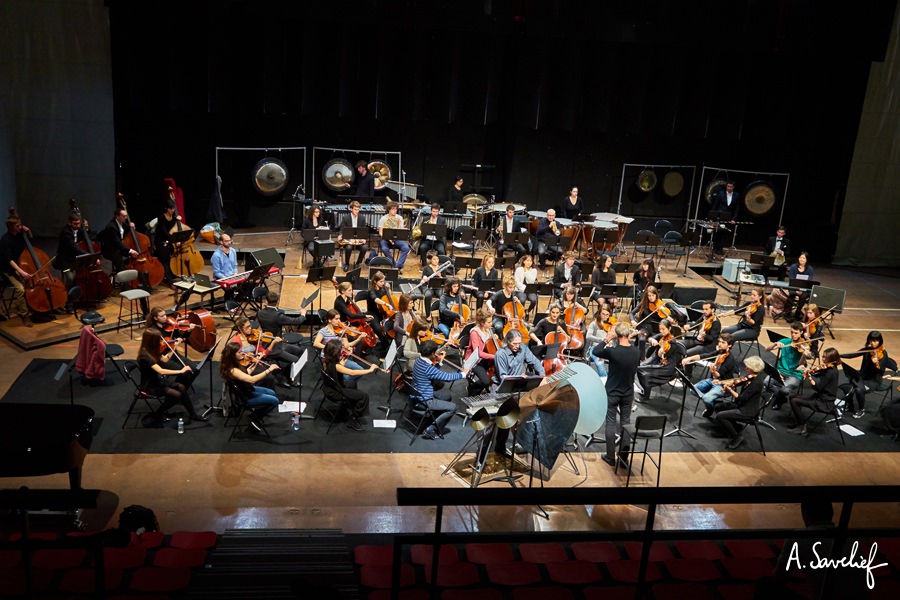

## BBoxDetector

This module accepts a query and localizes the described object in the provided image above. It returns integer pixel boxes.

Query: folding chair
[224,381,270,440]
[617,415,666,487]
[630,230,661,263]
[122,361,164,429]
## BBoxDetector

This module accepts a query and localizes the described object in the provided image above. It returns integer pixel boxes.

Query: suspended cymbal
[252,158,288,196]
[322,158,354,191]
[367,161,392,190]
[463,193,487,205]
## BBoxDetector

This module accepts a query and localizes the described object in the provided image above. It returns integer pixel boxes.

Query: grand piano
[0,403,94,489]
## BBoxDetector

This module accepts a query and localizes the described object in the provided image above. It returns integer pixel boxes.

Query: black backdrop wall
[108,0,896,262]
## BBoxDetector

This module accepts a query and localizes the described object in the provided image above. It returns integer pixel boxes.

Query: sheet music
[290,349,308,382]
[382,343,398,372]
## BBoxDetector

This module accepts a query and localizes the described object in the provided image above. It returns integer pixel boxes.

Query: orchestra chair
[115,270,150,338]
[0,275,17,319]
[654,219,674,239]
[616,415,666,487]
[247,285,268,314]
[369,255,393,269]
[630,230,661,264]
[81,311,127,382]
[437,254,456,275]
[224,381,270,440]
[728,397,773,456]
[429,299,441,330]
[313,370,350,434]
[451,225,476,257]
[400,383,444,446]
[799,395,846,446]
[735,335,763,361]
[875,358,898,411]
[223,299,247,336]
[661,230,686,270]
[122,361,164,429]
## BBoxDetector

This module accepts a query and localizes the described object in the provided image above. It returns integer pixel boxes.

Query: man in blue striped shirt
[411,340,468,439]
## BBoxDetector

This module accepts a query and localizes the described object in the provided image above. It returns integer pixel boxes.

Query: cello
[68,199,112,302]
[542,322,569,376]
[166,186,204,278]
[9,208,68,313]
[562,301,586,351]
[501,296,530,341]
[117,194,165,289]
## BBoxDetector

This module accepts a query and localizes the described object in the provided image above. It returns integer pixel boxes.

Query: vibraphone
[329,204,386,226]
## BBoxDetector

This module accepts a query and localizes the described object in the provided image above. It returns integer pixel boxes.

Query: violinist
[682,301,720,363]
[137,328,206,428]
[552,251,581,299]
[682,333,738,416]
[411,340,468,440]
[321,339,377,431]
[437,277,467,337]
[211,233,239,300]
[256,291,307,386]
[722,287,765,342]
[147,306,198,354]
[787,347,841,437]
[631,284,665,336]
[391,293,416,349]
[765,322,814,410]
[314,309,366,356]
[591,253,618,308]
[513,254,538,313]
[632,258,658,301]
[486,276,520,337]
[848,331,895,419]
[220,341,282,432]
[471,255,498,310]
[799,303,826,356]
[530,304,563,346]
[0,212,33,325]
[154,197,180,283]
[365,271,391,348]
[99,207,139,275]
[402,317,431,367]
[534,208,560,270]
[586,303,616,376]
[464,309,497,396]
[712,355,766,450]
[53,212,98,312]
[635,318,685,405]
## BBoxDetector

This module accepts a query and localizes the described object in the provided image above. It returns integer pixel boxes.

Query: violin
[803,361,838,379]
[339,348,389,373]
[871,346,886,370]
[68,198,111,302]
[657,333,673,365]
[333,322,366,338]
[649,299,671,320]
[720,373,753,391]
[239,353,272,371]
[346,300,378,348]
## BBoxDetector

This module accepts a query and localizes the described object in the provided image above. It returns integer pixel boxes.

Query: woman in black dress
[321,339,378,431]
[137,328,205,427]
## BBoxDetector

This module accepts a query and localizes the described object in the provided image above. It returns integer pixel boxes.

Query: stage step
[184,528,359,599]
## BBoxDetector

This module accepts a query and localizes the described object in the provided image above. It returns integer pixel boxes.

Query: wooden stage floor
[1,227,899,536]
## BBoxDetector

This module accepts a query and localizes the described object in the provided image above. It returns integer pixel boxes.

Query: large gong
[322,158,354,191]
[252,158,288,196]
[662,171,684,197]
[636,168,657,192]
[367,161,392,190]
[744,181,777,216]
[704,178,727,204]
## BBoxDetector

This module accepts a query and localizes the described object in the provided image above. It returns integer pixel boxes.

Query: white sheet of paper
[839,423,864,436]
[290,349,308,381]
[382,342,398,372]
[373,419,396,428]
[279,401,306,413]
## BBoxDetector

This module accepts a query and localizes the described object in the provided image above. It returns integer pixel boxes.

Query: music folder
[382,228,409,242]
[497,375,544,395]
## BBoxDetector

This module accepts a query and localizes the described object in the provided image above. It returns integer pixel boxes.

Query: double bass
[117,195,165,289]
[9,208,68,313]
[166,186,204,278]
[68,199,112,302]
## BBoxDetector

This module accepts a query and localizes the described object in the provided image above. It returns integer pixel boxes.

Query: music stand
[381,228,409,245]
[445,201,468,215]
[478,278,502,296]
[189,337,222,418]
[497,255,517,272]
[420,223,447,240]
[454,256,481,278]
[678,228,701,279]
[307,266,336,312]
[503,232,529,248]
[456,227,477,256]
[473,228,491,253]
[664,367,699,440]
[496,375,546,486]
[759,360,783,431]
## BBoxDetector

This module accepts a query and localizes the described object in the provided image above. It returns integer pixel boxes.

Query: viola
[720,373,753,390]
[68,199,112,302]
[166,186,204,278]
[117,194,165,289]
[10,208,68,313]
[649,299,671,320]
[871,346,886,370]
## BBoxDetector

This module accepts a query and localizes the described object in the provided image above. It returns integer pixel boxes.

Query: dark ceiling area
[108,0,896,259]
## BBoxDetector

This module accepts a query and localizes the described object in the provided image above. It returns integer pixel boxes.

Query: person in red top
[464,309,497,396]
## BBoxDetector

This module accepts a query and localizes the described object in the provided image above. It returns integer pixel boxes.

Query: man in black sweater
[591,321,641,468]
[256,291,307,387]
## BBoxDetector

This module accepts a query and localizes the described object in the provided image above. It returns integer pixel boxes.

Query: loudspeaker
[672,286,717,306]
[810,285,846,313]
[249,247,285,269]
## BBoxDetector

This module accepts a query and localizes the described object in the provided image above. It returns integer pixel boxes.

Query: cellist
[464,309,497,396]
[0,211,33,326]
[486,276,521,337]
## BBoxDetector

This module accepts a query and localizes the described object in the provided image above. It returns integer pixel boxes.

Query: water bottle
[177,417,184,434]
[291,413,300,431]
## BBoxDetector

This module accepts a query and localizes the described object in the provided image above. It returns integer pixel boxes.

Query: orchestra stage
[1,226,899,537]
